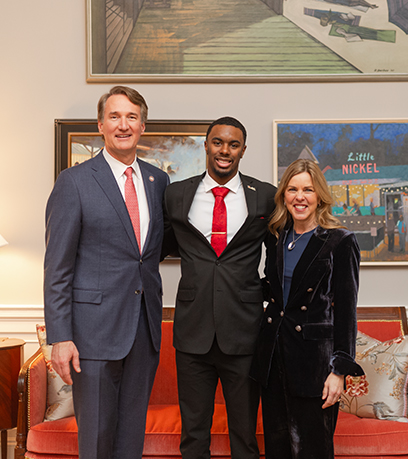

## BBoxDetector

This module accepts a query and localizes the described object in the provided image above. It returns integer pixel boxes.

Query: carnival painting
[274,120,408,265]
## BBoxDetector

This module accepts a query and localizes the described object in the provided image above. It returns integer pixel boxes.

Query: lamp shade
[0,234,8,248]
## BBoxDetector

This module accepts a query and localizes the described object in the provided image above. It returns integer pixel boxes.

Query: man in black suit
[162,117,276,459]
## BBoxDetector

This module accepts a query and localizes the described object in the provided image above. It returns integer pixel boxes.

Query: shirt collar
[202,171,241,194]
[102,148,142,181]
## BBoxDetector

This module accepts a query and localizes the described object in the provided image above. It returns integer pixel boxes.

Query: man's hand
[322,372,344,409]
[51,341,81,385]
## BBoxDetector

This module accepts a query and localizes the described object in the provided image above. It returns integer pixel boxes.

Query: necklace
[288,229,305,251]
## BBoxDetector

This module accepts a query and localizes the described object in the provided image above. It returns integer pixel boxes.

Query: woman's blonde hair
[269,159,344,236]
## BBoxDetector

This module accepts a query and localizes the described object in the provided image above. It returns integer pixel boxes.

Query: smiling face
[205,124,246,185]
[98,94,145,165]
[284,172,319,231]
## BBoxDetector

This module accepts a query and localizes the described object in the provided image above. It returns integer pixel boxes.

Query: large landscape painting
[87,0,408,81]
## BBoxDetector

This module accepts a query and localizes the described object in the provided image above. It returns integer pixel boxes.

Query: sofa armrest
[15,349,47,459]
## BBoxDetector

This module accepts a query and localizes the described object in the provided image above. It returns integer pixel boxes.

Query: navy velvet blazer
[251,226,364,397]
[44,152,169,360]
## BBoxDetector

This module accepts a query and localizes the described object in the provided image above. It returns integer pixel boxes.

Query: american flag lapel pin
[247,185,256,191]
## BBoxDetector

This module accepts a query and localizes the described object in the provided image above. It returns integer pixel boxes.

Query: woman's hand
[322,372,344,409]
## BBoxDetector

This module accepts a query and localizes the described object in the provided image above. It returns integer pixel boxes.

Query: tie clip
[212,232,226,235]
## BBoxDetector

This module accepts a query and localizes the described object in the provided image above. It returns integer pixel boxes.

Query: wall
[1,0,408,324]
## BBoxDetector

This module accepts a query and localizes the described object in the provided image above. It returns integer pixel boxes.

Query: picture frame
[54,119,209,181]
[274,119,408,265]
[86,0,408,83]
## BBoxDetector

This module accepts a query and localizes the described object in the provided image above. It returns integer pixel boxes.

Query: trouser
[176,337,260,459]
[261,343,338,459]
[72,301,160,459]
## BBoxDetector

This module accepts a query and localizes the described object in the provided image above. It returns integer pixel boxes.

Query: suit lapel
[276,228,288,288]
[91,153,140,255]
[182,173,212,246]
[138,158,156,254]
[287,227,329,302]
[223,174,257,253]
[183,174,204,223]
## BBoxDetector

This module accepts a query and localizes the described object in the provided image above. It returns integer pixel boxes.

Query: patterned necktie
[124,167,141,248]
[211,187,230,257]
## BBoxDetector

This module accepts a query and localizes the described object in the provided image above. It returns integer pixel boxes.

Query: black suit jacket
[162,173,276,355]
[251,226,364,396]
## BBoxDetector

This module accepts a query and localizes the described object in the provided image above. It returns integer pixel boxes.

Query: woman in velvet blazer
[251,159,364,459]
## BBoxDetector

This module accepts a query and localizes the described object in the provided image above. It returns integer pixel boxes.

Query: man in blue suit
[44,86,169,459]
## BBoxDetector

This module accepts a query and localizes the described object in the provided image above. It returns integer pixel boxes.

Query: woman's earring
[284,201,286,207]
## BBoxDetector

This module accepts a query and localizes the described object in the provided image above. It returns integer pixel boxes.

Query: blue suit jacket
[44,152,169,359]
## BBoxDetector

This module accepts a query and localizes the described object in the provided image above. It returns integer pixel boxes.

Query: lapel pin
[247,185,256,191]
[149,176,155,182]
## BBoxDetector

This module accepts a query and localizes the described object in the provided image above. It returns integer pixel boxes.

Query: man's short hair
[206,117,247,144]
[97,86,148,124]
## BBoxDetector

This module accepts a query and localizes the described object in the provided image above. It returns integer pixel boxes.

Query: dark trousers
[72,301,159,459]
[261,344,338,459]
[176,338,260,459]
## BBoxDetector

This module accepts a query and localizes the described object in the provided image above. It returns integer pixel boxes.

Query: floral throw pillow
[36,324,75,421]
[355,330,380,358]
[340,332,408,423]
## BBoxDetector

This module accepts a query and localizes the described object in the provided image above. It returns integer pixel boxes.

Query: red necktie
[211,187,230,256]
[124,167,141,248]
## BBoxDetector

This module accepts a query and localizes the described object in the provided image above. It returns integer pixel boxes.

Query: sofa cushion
[26,416,78,455]
[144,403,264,456]
[25,404,264,457]
[334,411,408,456]
[36,324,75,421]
[340,334,408,421]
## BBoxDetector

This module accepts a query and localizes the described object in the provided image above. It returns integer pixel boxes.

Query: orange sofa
[15,307,408,459]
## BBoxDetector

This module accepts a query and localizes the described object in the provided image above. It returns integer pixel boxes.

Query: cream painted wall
[1,1,408,316]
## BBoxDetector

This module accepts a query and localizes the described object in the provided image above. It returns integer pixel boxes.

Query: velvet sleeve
[331,232,364,377]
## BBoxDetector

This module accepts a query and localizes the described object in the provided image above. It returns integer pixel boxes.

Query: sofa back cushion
[357,321,404,342]
[149,321,225,405]
[357,306,407,342]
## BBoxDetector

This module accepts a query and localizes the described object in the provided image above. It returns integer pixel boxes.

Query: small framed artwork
[54,119,210,182]
[274,119,408,265]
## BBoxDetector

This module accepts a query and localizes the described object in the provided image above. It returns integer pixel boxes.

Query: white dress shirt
[188,171,248,245]
[103,149,150,251]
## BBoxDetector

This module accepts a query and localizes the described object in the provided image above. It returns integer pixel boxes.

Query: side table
[0,339,25,459]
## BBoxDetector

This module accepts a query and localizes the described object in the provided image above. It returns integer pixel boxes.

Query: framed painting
[86,0,408,82]
[274,119,408,265]
[54,119,209,181]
